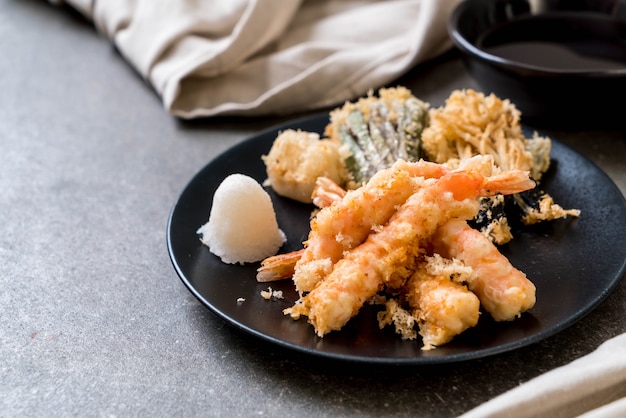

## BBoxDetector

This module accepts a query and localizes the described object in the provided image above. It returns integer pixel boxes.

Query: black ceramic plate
[167,114,626,365]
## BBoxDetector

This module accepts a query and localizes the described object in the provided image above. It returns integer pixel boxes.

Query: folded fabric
[461,332,626,418]
[48,0,460,118]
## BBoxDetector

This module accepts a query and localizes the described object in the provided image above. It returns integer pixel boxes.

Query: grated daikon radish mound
[197,174,286,264]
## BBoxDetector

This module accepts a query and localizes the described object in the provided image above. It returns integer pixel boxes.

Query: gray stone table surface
[2,1,625,417]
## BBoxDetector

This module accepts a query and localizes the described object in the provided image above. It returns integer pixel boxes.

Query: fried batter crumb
[260,287,284,300]
[482,218,513,245]
[376,298,418,340]
[521,194,581,225]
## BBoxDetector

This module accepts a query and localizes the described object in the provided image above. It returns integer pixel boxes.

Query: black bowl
[449,0,626,129]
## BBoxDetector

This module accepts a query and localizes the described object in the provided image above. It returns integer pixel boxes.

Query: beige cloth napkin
[49,0,460,118]
[461,332,626,418]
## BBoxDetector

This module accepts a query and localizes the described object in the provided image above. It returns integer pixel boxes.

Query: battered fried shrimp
[433,219,536,321]
[405,255,480,350]
[256,177,346,283]
[257,155,525,286]
[258,170,416,284]
[256,156,500,284]
[285,169,534,336]
[268,159,449,292]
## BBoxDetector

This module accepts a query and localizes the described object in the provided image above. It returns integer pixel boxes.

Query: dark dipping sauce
[476,13,626,72]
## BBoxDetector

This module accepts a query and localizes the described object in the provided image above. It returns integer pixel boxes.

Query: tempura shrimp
[405,255,480,350]
[285,168,535,336]
[433,218,536,321]
[257,178,344,283]
[257,159,450,289]
[257,155,498,285]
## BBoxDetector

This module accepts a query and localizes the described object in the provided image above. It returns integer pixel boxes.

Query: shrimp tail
[256,249,304,282]
[437,170,535,202]
[481,170,536,196]
[312,177,347,208]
